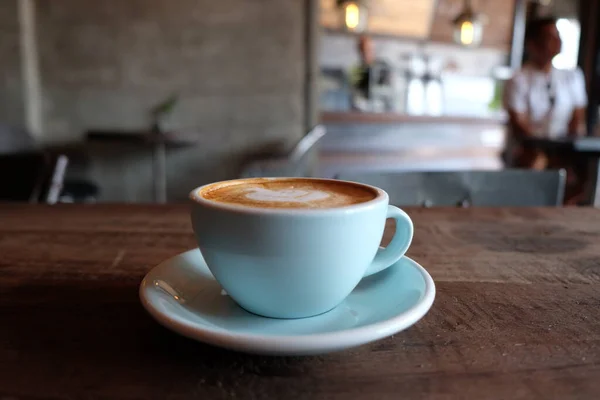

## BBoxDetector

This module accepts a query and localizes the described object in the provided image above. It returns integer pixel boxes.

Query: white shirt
[503,66,587,138]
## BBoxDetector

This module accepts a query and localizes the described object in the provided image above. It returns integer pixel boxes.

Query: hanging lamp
[452,0,484,47]
[336,0,368,33]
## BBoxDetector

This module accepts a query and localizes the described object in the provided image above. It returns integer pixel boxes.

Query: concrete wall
[37,0,306,142]
[0,0,24,128]
[0,0,307,201]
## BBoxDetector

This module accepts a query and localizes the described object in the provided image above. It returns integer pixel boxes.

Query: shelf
[320,111,507,126]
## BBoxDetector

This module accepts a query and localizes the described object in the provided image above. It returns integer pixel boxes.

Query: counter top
[321,111,507,125]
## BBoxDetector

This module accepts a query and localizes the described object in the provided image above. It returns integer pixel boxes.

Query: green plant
[150,94,179,132]
[488,80,504,111]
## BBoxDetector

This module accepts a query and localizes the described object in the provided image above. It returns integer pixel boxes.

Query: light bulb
[344,2,360,31]
[460,21,475,46]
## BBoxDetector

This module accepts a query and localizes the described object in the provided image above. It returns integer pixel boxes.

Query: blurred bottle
[405,53,426,115]
[423,55,443,116]
[394,54,411,114]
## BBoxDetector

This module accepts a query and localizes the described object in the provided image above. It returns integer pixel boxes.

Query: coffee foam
[244,187,330,203]
[199,178,378,209]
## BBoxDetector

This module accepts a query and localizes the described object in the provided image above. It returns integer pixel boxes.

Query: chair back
[336,169,566,207]
[288,125,327,163]
[0,151,69,204]
[239,125,326,178]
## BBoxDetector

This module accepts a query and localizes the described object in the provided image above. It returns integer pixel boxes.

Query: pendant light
[452,0,484,47]
[337,0,368,33]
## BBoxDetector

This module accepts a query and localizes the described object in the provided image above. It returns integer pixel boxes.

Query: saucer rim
[139,249,436,354]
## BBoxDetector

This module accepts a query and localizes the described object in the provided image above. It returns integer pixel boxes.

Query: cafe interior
[1,0,600,207]
[3,1,600,398]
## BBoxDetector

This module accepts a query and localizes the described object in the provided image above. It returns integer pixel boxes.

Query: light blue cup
[190,178,413,319]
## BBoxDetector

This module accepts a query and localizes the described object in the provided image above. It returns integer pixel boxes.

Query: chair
[0,151,69,204]
[335,169,566,207]
[239,125,327,178]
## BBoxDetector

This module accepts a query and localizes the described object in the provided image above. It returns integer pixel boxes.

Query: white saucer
[139,249,435,356]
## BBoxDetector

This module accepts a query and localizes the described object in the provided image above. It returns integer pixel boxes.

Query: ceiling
[320,0,436,39]
[319,0,580,48]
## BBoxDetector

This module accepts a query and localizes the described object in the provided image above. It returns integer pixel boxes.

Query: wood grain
[1,204,600,399]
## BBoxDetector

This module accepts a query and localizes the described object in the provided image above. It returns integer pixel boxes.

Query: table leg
[584,157,600,207]
[153,142,167,204]
[592,158,600,207]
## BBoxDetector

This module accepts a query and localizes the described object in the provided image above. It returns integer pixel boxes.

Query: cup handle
[363,205,413,277]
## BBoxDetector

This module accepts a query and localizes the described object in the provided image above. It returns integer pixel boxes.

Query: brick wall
[29,0,307,201]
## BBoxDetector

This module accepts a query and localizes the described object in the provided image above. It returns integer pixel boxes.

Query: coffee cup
[189,177,413,319]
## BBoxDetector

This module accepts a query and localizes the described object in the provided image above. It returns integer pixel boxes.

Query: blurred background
[1,0,599,205]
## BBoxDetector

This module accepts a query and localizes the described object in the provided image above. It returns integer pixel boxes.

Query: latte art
[244,188,330,203]
[199,178,378,209]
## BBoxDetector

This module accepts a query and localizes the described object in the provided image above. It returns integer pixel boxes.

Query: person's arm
[568,107,586,137]
[503,74,534,138]
[507,109,534,138]
[568,68,588,137]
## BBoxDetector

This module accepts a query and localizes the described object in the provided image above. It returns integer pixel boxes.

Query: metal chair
[239,125,327,178]
[335,169,566,207]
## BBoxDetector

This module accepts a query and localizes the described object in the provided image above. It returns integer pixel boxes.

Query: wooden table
[1,205,600,399]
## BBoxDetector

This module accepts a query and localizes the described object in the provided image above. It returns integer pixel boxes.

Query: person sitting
[503,16,587,203]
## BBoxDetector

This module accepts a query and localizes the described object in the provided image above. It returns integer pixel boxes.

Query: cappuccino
[199,178,378,209]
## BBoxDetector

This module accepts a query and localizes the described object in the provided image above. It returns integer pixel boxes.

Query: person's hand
[507,110,534,139]
[516,130,533,140]
[568,108,586,138]
[567,127,584,138]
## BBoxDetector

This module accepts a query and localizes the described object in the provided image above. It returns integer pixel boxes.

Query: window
[553,18,580,70]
